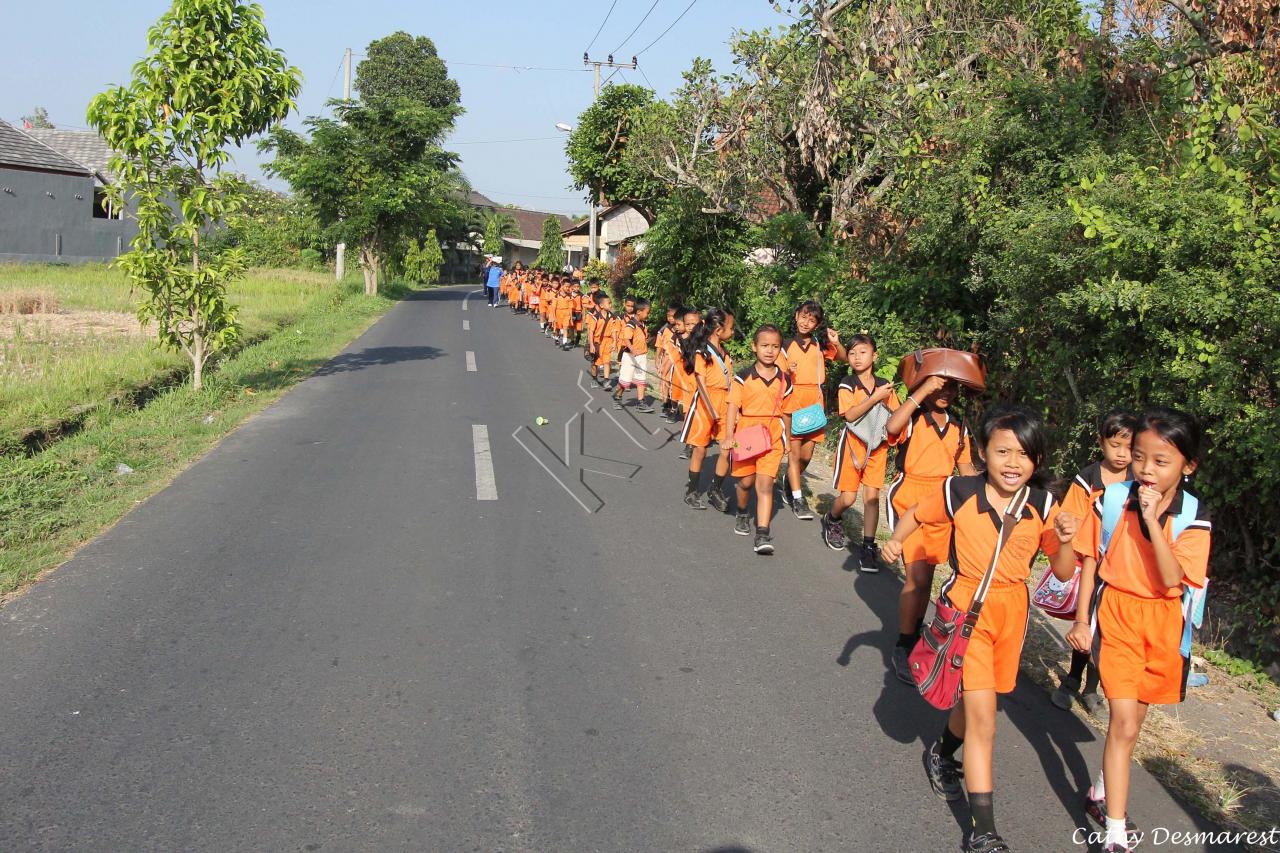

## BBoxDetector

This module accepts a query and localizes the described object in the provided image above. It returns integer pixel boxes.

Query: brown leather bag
[899,348,987,392]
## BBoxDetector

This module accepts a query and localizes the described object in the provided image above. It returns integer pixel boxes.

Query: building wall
[0,167,137,263]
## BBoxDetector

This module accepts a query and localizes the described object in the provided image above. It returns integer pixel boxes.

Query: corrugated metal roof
[0,119,90,175]
[24,128,116,180]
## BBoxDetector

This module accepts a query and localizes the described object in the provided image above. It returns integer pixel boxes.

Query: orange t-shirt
[623,318,649,355]
[783,336,838,387]
[727,363,792,420]
[891,411,972,479]
[836,375,901,420]
[1077,483,1211,599]
[914,476,1062,585]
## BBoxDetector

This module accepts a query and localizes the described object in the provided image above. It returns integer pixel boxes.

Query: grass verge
[0,278,412,598]
[0,264,339,455]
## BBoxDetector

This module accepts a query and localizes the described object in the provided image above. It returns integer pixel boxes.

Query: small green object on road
[535,417,549,426]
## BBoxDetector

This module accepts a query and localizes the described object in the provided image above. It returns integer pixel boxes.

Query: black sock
[1067,648,1089,682]
[757,524,770,535]
[897,631,919,650]
[828,510,842,523]
[863,535,875,546]
[686,470,700,493]
[709,473,724,490]
[969,791,995,837]
[937,724,964,759]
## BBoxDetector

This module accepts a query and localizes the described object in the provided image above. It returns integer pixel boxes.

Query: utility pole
[582,53,636,264]
[335,47,352,282]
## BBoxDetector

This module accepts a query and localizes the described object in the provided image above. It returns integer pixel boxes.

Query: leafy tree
[21,107,54,129]
[565,84,658,207]
[87,0,300,391]
[533,215,565,271]
[418,230,444,285]
[482,210,520,255]
[355,32,460,109]
[262,32,463,296]
[208,180,323,268]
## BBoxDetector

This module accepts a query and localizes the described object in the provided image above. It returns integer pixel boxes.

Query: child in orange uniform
[881,405,1079,853]
[615,299,653,412]
[554,279,574,348]
[1050,409,1137,715]
[821,334,899,568]
[669,307,701,437]
[654,303,678,419]
[679,308,735,509]
[781,300,846,520]
[1069,408,1210,853]
[724,324,793,554]
[885,374,977,684]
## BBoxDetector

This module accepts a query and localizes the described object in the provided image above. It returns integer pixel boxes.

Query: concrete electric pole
[335,47,352,282]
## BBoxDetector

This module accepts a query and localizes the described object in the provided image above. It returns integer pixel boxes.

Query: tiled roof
[0,119,89,175]
[468,190,498,208]
[24,128,116,180]
[507,207,575,241]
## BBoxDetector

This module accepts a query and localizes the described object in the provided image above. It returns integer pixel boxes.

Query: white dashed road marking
[466,351,477,372]
[472,425,498,501]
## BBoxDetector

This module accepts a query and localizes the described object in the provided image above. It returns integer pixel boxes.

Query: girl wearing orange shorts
[1068,408,1210,853]
[679,308,734,510]
[724,324,792,555]
[882,405,1079,853]
[781,300,845,519]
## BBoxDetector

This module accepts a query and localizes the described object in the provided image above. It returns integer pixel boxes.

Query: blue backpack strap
[1174,491,1206,657]
[1097,481,1132,557]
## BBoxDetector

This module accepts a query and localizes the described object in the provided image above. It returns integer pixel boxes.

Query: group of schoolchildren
[493,272,1213,853]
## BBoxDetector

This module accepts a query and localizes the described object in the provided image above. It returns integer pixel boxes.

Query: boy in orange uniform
[822,334,900,568]
[615,299,654,412]
[885,374,977,684]
[654,303,677,418]
[724,324,792,554]
[554,279,574,348]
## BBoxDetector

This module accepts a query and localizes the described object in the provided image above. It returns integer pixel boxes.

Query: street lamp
[556,122,598,263]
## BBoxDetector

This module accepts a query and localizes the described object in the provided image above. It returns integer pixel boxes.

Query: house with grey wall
[0,119,137,263]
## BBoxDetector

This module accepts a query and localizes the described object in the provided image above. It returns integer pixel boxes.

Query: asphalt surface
[0,285,1240,852]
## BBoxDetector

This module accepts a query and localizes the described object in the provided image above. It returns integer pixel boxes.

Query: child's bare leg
[862,486,881,538]
[899,560,936,635]
[755,473,775,528]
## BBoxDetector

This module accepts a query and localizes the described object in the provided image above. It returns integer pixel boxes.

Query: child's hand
[881,539,904,564]
[1138,483,1162,522]
[788,360,799,373]
[873,384,893,403]
[1054,510,1079,544]
[1066,622,1091,652]
[914,375,947,397]
[826,327,840,346]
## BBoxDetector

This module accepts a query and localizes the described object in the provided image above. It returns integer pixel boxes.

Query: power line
[638,66,656,90]
[611,0,663,55]
[443,60,590,72]
[584,0,620,54]
[637,0,700,57]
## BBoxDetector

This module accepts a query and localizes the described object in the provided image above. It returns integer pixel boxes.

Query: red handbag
[730,366,785,462]
[908,485,1029,710]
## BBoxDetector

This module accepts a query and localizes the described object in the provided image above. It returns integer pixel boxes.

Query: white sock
[792,490,802,500]
[1105,816,1127,846]
[1093,769,1106,800]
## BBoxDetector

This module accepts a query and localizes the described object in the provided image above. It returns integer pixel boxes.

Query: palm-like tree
[480,210,520,255]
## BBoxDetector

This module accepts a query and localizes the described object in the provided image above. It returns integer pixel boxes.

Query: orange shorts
[784,383,825,440]
[555,310,572,329]
[833,431,889,494]
[680,389,727,447]
[940,576,1029,694]
[887,474,950,565]
[1092,585,1189,705]
[670,368,688,404]
[730,416,787,479]
[594,345,614,368]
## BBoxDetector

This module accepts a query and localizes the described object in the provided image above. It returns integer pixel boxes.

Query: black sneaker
[859,540,880,573]
[753,528,775,555]
[965,831,1011,853]
[924,741,964,801]
[821,514,846,551]
[684,490,708,510]
[677,444,692,460]
[791,494,814,520]
[707,488,729,513]
[637,402,654,413]
[1085,789,1143,848]
[734,514,751,536]
[1051,676,1081,711]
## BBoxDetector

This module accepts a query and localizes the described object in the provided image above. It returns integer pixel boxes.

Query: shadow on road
[312,345,445,377]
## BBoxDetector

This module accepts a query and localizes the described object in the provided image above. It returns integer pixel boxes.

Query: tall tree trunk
[1100,0,1117,39]
[191,330,205,392]
[359,242,378,296]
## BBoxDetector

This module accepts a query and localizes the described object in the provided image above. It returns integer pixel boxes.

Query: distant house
[561,202,651,265]
[0,119,136,263]
[452,190,585,274]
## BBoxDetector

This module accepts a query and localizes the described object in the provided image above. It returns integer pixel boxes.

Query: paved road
[1,286,1237,852]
